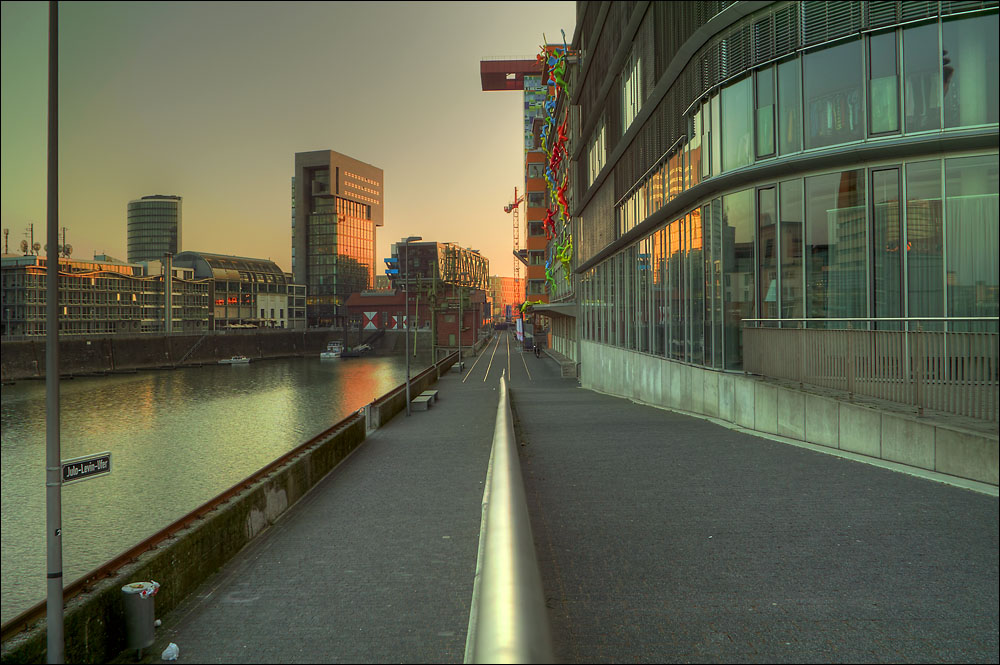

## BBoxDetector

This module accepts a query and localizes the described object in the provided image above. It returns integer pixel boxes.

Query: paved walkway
[152,358,501,663]
[511,349,999,663]
[151,332,998,663]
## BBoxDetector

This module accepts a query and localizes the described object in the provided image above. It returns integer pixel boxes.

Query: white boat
[320,341,344,359]
[219,355,251,365]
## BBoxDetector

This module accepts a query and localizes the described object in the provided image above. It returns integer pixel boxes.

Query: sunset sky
[1,1,575,276]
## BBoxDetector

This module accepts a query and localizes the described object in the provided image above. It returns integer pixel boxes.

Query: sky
[1,0,576,276]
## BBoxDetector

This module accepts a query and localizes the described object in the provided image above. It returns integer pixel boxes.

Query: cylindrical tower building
[127,194,181,264]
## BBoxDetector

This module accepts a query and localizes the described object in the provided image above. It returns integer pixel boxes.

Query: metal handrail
[743,317,998,324]
[741,320,998,422]
[469,372,554,664]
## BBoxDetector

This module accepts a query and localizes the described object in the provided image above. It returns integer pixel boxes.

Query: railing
[742,318,999,422]
[467,373,554,663]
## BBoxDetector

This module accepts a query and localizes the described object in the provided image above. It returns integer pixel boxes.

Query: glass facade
[584,6,998,371]
[127,196,181,264]
[300,165,378,326]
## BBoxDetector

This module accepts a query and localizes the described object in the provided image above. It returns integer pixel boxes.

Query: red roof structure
[480,58,542,91]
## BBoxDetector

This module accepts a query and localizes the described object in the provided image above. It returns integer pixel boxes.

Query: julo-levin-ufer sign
[61,452,111,485]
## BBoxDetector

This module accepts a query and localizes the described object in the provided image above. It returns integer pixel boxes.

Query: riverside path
[150,331,998,663]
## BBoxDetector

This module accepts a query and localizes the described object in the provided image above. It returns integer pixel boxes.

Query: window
[777,58,802,155]
[942,14,1000,129]
[722,77,752,170]
[903,23,941,133]
[945,154,999,327]
[805,170,866,324]
[757,187,778,320]
[868,31,899,134]
[778,180,804,320]
[904,160,943,321]
[527,163,545,179]
[803,40,863,149]
[527,279,547,295]
[723,190,754,369]
[755,67,776,158]
[586,119,606,187]
[871,169,902,325]
[622,50,642,133]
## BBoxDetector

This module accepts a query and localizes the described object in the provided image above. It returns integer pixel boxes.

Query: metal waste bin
[121,581,159,651]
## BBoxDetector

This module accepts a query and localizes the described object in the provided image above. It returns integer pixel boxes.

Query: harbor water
[0,353,427,623]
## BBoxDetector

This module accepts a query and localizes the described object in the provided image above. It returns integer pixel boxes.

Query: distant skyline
[1,1,576,276]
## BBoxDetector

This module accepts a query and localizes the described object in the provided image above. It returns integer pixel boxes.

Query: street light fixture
[402,236,422,416]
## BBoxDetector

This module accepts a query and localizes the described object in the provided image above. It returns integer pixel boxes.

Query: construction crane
[504,187,525,308]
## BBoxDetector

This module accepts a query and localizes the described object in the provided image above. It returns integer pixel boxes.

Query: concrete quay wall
[0,330,434,382]
[580,340,999,486]
[0,353,457,664]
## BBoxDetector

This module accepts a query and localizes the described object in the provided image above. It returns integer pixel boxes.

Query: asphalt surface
[152,331,999,663]
[512,344,999,664]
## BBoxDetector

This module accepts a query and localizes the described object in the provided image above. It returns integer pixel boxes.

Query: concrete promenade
[150,332,998,663]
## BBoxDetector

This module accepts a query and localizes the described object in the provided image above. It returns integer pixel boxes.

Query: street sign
[61,452,111,485]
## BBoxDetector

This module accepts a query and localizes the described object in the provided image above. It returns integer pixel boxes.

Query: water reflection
[0,354,426,622]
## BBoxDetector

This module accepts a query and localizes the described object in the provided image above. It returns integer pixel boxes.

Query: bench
[411,395,433,411]
[420,390,439,404]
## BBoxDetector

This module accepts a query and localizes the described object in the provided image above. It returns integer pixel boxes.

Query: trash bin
[121,581,159,652]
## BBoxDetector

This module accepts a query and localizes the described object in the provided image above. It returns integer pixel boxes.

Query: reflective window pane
[805,170,867,324]
[722,189,753,369]
[722,76,752,171]
[710,94,721,177]
[757,187,778,320]
[668,217,684,360]
[711,199,724,368]
[904,160,944,321]
[689,210,705,365]
[701,204,715,366]
[903,23,941,133]
[869,31,899,134]
[804,40,863,149]
[942,14,1000,128]
[871,169,902,325]
[777,58,802,155]
[756,67,775,158]
[653,228,666,355]
[945,155,999,328]
[779,180,804,320]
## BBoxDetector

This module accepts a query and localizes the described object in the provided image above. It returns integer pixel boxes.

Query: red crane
[504,188,525,307]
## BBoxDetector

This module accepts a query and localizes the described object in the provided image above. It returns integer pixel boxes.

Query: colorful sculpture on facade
[536,33,576,294]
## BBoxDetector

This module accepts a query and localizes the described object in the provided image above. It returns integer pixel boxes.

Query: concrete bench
[420,390,439,404]
[411,395,433,411]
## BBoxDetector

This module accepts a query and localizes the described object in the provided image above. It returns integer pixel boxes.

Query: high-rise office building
[293,150,383,327]
[127,194,181,264]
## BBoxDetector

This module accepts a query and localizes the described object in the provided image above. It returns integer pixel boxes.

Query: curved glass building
[564,2,998,438]
[127,194,182,264]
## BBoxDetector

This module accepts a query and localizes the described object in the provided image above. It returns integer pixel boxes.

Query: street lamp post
[403,236,421,416]
[457,271,469,374]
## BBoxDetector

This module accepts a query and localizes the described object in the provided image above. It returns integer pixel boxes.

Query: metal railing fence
[742,318,998,422]
[467,372,554,663]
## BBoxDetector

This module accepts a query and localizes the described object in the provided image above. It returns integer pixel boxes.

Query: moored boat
[219,355,251,364]
[320,341,344,359]
[340,343,374,358]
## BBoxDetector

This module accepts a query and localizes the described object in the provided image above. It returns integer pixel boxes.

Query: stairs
[176,334,209,365]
